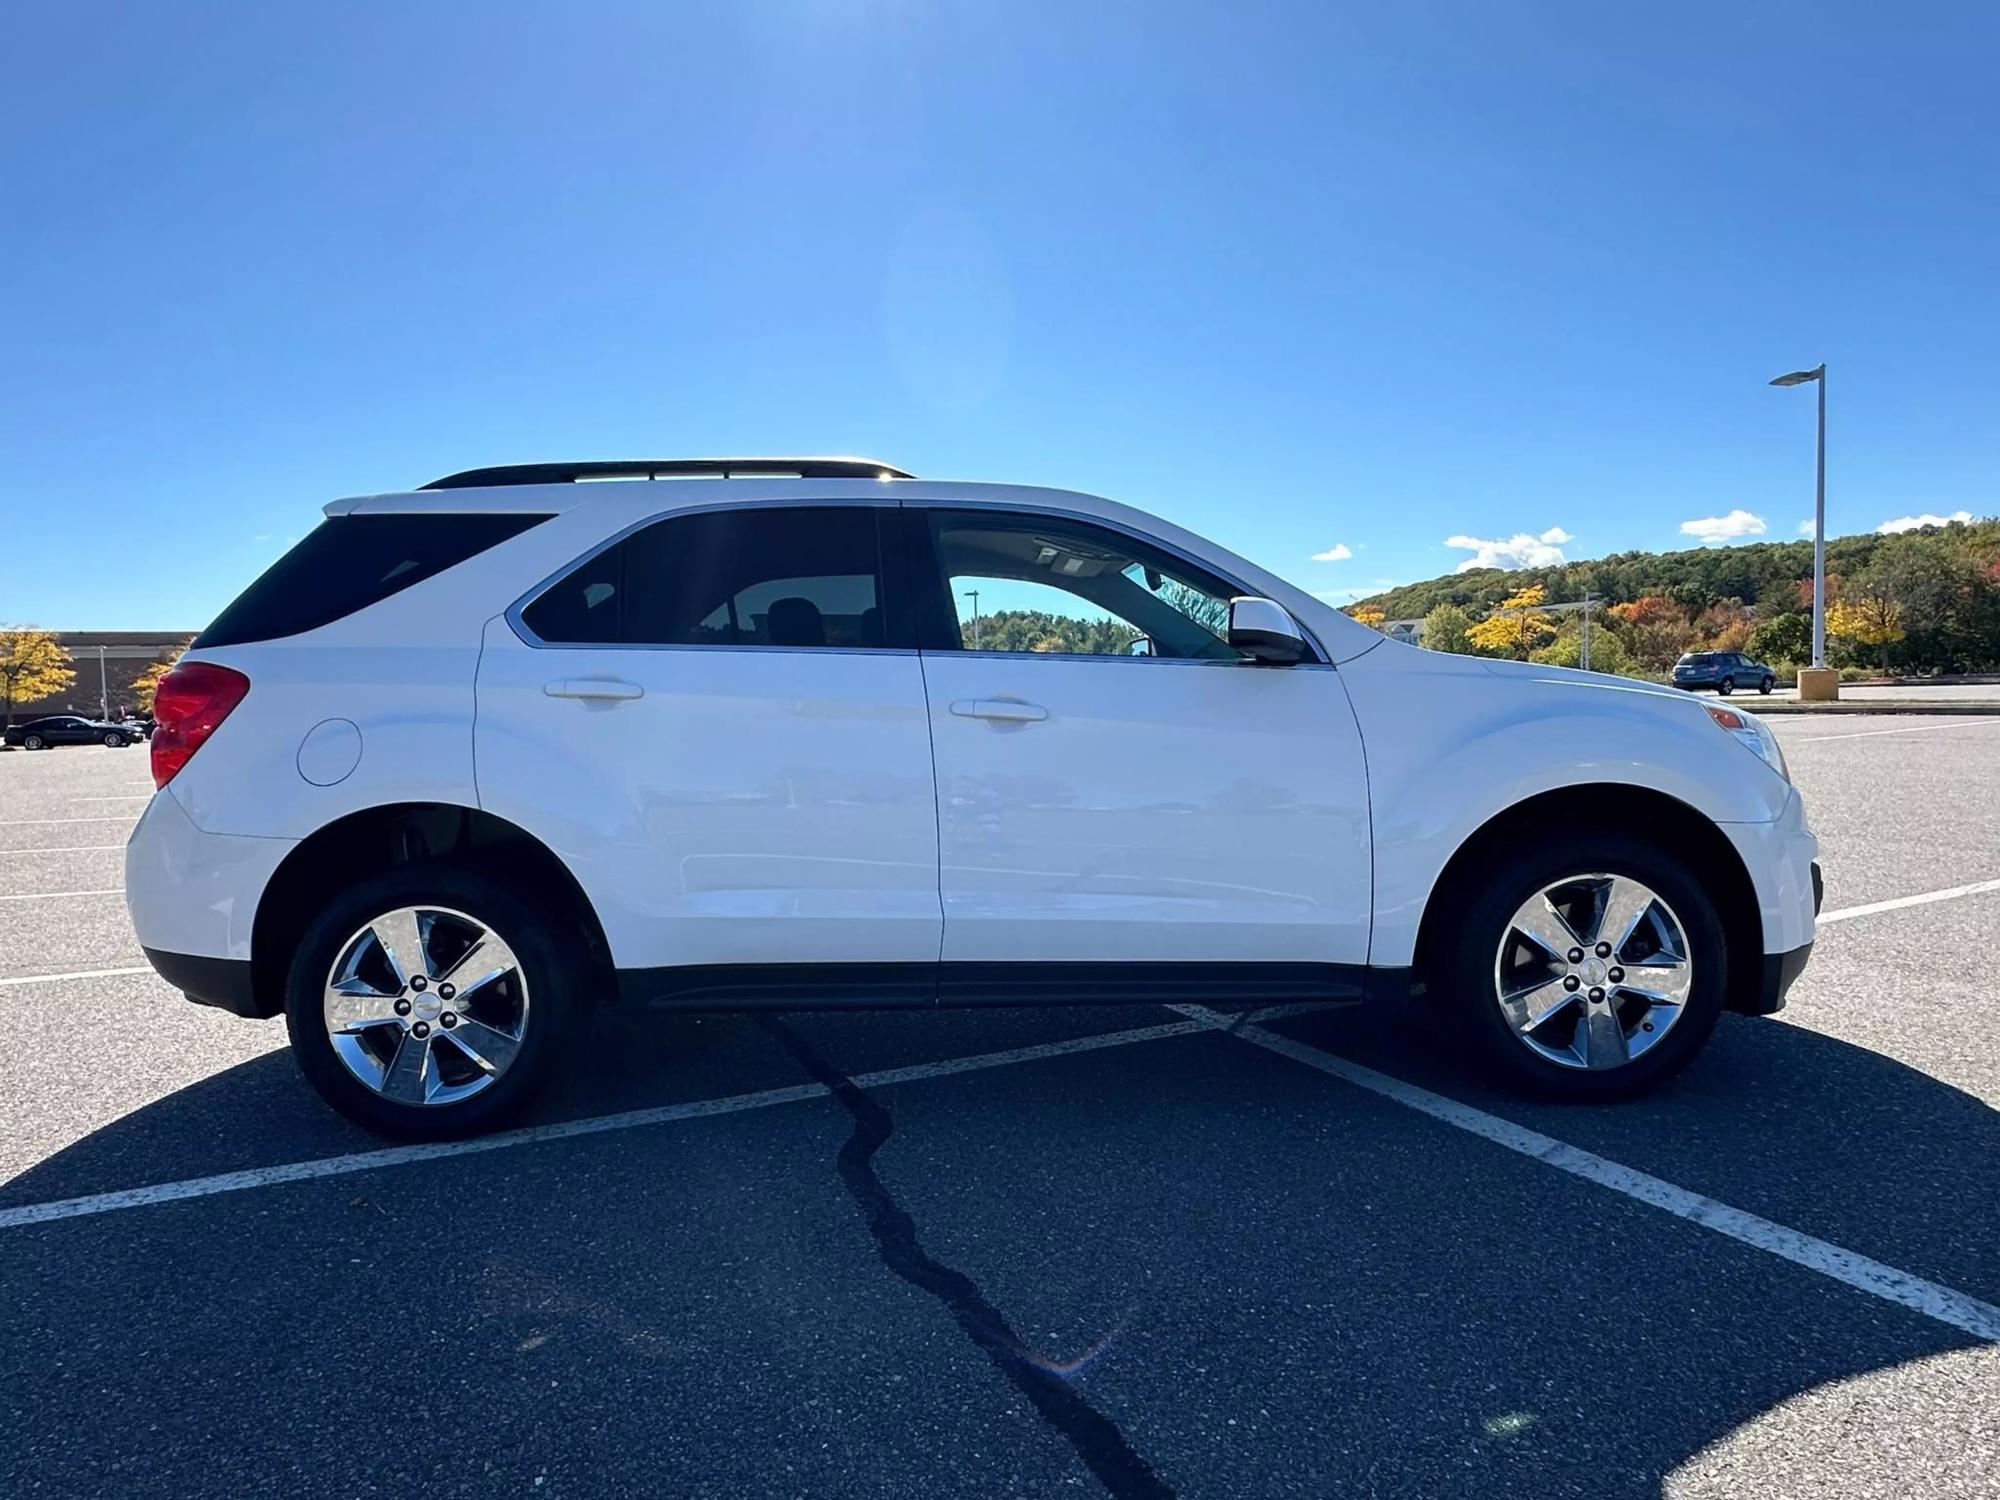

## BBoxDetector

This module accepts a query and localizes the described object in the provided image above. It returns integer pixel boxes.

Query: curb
[1743,700,2000,717]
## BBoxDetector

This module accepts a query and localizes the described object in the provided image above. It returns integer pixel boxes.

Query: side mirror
[1126,635,1155,657]
[1228,597,1309,664]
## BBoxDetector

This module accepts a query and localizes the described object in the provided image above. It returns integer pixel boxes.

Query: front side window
[922,510,1243,660]
[522,505,891,649]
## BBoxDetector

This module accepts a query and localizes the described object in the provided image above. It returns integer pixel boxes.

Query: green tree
[1420,602,1474,654]
[0,628,76,727]
[1749,612,1811,667]
[1530,620,1635,675]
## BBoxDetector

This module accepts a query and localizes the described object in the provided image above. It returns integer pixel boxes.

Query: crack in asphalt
[761,1017,1175,1500]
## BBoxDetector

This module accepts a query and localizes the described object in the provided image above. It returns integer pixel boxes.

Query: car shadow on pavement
[3,1004,1995,1498]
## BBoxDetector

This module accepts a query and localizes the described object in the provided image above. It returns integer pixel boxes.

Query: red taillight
[151,662,250,788]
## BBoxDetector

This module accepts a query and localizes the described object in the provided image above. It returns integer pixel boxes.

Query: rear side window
[521,506,895,649]
[197,513,551,648]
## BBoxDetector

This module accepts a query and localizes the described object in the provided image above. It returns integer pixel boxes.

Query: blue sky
[3,2,1996,629]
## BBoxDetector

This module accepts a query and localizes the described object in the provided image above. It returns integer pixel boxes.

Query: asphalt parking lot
[3,718,1998,1499]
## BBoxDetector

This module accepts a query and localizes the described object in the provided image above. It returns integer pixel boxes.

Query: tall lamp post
[1769,362,1834,700]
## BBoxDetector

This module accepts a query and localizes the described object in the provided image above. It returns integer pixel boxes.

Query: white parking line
[1819,878,2000,925]
[4,966,1995,1342]
[0,889,123,903]
[0,816,135,827]
[0,845,123,856]
[1172,1005,2000,1343]
[0,965,151,988]
[71,795,152,803]
[0,1017,1220,1230]
[1794,718,2000,742]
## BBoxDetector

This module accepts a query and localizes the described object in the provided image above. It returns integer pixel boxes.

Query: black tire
[283,864,591,1139]
[103,732,124,748]
[22,735,44,750]
[1717,677,1735,695]
[1759,677,1774,695]
[1441,834,1728,1101]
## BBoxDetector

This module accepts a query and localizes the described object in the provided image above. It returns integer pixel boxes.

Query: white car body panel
[126,785,296,962]
[1339,640,1813,965]
[473,617,942,970]
[918,651,1371,964]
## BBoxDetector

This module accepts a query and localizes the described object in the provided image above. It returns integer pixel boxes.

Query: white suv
[128,458,1820,1137]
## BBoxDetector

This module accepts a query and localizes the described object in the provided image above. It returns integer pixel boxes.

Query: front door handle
[545,678,644,701]
[949,698,1048,723]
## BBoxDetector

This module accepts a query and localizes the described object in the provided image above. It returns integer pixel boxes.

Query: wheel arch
[248,801,614,1019]
[1408,783,1763,1015]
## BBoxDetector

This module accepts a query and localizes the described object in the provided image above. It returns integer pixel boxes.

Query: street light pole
[1813,367,1827,667]
[1770,362,1831,696]
[963,589,982,650]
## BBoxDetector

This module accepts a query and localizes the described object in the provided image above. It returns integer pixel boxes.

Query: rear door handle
[545,678,644,701]
[949,699,1048,723]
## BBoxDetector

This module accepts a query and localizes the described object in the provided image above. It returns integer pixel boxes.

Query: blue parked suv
[1673,650,1776,696]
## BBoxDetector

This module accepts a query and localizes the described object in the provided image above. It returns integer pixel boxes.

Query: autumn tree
[1695,598,1756,653]
[0,629,76,726]
[1607,595,1693,672]
[1346,605,1387,629]
[130,637,194,714]
[1465,585,1556,659]
[1827,597,1903,669]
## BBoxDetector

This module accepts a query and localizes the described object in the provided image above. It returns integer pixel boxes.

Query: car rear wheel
[1718,677,1735,695]
[1443,835,1727,1099]
[284,865,590,1139]
[22,735,44,750]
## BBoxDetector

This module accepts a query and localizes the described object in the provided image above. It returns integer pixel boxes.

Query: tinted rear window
[521,506,893,649]
[196,513,551,648]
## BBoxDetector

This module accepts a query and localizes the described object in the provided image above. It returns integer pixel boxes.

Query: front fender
[1340,643,1793,966]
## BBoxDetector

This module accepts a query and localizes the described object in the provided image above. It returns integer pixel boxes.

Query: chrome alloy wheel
[1492,873,1694,1071]
[323,905,530,1107]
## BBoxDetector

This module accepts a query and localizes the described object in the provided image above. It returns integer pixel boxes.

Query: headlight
[1706,705,1788,780]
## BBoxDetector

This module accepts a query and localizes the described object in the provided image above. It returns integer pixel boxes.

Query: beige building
[21,632,196,720]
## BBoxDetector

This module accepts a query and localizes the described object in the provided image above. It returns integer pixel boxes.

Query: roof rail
[420,457,913,490]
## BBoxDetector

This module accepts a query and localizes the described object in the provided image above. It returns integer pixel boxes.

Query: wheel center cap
[411,994,444,1022]
[1579,958,1609,987]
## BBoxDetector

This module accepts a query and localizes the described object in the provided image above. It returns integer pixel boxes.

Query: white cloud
[1877,510,1973,534]
[1797,519,1816,537]
[1310,543,1353,562]
[1679,509,1766,545]
[1444,526,1572,573]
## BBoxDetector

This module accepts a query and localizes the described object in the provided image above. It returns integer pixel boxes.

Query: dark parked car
[3,715,140,749]
[1672,651,1776,695]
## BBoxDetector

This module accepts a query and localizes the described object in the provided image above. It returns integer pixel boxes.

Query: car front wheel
[1444,835,1727,1099]
[103,731,124,747]
[1759,677,1774,694]
[284,866,589,1138]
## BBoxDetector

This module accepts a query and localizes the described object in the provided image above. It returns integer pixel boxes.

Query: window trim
[897,499,1332,667]
[506,493,1330,666]
[506,495,913,654]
